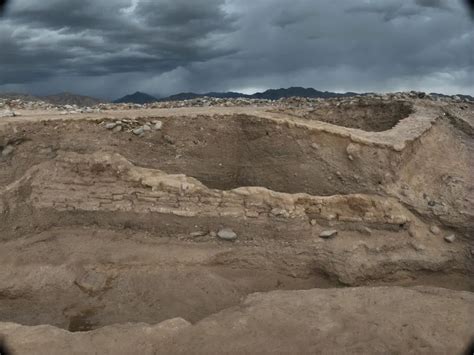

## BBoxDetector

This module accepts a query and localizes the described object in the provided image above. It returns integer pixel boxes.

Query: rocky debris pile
[275,91,472,111]
[95,91,473,112]
[96,97,274,111]
[1,98,58,111]
[101,119,163,136]
[1,91,472,115]
[0,109,16,117]
[58,104,98,115]
[0,98,100,115]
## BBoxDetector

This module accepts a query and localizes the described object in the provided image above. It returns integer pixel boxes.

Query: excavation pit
[282,99,414,132]
[0,97,473,353]
[0,109,409,196]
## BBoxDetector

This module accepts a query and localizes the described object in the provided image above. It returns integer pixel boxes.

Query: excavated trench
[1,220,471,332]
[0,112,403,196]
[0,102,472,334]
[285,99,414,132]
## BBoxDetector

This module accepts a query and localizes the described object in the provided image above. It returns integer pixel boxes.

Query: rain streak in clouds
[0,0,472,99]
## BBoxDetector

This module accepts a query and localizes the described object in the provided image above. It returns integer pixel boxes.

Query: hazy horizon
[2,85,474,102]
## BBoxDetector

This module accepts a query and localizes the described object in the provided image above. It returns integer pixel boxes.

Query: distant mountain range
[250,87,360,100]
[0,92,105,106]
[0,92,42,102]
[42,92,104,106]
[113,87,364,104]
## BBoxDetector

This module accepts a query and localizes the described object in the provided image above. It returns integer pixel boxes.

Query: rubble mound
[0,94,473,354]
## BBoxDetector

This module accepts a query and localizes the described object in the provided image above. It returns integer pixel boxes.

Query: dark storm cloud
[415,0,451,10]
[346,2,422,22]
[0,0,236,89]
[0,0,472,99]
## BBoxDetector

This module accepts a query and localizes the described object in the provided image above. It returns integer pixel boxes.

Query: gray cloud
[346,2,422,21]
[415,0,451,10]
[0,0,472,99]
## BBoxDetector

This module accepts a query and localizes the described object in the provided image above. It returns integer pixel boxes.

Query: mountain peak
[114,91,158,104]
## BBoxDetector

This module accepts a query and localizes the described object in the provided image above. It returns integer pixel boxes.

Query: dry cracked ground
[0,96,473,354]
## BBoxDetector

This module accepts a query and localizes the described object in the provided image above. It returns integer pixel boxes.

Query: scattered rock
[430,225,441,235]
[133,127,144,136]
[153,121,163,130]
[39,147,54,156]
[164,135,176,144]
[217,228,237,241]
[75,270,108,294]
[105,122,117,130]
[271,208,289,217]
[143,124,151,132]
[311,143,320,150]
[113,125,123,133]
[361,226,372,235]
[408,226,419,238]
[1,145,14,157]
[189,231,207,238]
[319,230,338,239]
[383,172,393,183]
[0,109,15,117]
[346,143,360,160]
[245,210,260,218]
[410,242,425,252]
[310,219,317,226]
[444,234,456,243]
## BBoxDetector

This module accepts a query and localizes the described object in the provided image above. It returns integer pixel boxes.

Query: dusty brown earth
[0,95,473,354]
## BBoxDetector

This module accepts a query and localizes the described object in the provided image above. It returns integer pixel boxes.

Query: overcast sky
[0,0,472,99]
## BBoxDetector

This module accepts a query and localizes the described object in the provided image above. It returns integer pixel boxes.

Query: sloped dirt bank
[1,286,473,355]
